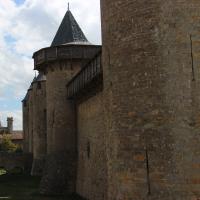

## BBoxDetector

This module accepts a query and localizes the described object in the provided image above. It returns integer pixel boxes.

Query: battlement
[33,45,101,71]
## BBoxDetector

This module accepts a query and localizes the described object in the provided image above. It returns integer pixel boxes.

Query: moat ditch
[0,173,84,200]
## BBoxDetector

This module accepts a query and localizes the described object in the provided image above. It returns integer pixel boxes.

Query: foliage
[0,135,20,153]
[0,168,7,176]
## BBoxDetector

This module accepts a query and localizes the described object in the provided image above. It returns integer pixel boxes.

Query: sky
[0,0,101,130]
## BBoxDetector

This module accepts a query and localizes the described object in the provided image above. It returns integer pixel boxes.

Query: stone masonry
[31,73,47,176]
[22,91,30,153]
[76,92,107,200]
[22,2,200,200]
[32,9,101,195]
[27,83,33,153]
[101,0,200,199]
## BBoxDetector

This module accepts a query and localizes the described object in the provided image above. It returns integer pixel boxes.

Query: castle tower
[27,80,35,153]
[7,117,13,133]
[31,72,47,176]
[22,92,29,153]
[33,8,101,195]
[101,0,200,199]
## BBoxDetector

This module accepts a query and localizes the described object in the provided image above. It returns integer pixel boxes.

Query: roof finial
[68,2,70,11]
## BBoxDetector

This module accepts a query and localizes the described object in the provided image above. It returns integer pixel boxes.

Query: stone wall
[28,89,33,153]
[31,79,47,176]
[0,152,32,172]
[101,0,200,199]
[76,91,107,200]
[39,61,81,195]
[22,98,29,153]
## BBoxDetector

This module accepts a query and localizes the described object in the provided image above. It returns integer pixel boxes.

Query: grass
[0,169,7,176]
[0,174,84,200]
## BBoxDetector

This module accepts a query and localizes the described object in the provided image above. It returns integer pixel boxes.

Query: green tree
[0,135,18,152]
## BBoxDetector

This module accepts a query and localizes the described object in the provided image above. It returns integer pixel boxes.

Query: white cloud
[0,0,101,130]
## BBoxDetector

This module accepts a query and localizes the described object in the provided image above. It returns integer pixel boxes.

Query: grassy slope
[0,174,84,200]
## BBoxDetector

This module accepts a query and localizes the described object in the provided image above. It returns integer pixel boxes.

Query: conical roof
[51,9,89,47]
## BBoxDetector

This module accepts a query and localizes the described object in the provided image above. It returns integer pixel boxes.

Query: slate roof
[51,10,89,46]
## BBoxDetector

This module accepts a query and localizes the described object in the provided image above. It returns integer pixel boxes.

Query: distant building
[0,117,13,134]
[0,117,23,146]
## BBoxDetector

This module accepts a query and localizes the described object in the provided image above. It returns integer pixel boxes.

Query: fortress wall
[0,152,32,172]
[22,100,29,153]
[39,61,81,195]
[76,91,107,200]
[45,61,80,154]
[31,80,47,176]
[101,0,200,199]
[28,89,33,153]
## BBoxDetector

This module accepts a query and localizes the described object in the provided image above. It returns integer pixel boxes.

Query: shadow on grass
[0,174,85,200]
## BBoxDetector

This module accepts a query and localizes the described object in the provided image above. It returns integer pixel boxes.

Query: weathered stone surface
[31,158,45,176]
[28,88,33,153]
[39,61,81,194]
[39,151,76,195]
[22,95,29,153]
[76,91,107,200]
[31,76,47,176]
[101,0,200,199]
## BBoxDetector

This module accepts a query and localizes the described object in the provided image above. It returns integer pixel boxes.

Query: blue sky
[14,0,26,6]
[0,0,101,130]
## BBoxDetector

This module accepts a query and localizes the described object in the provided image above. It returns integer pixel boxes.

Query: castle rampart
[22,93,29,153]
[27,84,33,153]
[31,73,47,176]
[34,45,101,194]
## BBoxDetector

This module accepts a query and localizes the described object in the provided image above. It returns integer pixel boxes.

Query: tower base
[31,158,45,176]
[39,151,76,195]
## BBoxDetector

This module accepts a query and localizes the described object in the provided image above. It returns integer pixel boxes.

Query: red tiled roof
[0,132,23,140]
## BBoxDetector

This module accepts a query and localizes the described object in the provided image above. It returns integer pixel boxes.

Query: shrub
[0,135,18,152]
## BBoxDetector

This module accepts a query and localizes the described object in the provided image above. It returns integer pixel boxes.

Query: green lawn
[0,174,84,200]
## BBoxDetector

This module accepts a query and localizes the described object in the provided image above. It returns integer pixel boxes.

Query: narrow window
[87,141,90,159]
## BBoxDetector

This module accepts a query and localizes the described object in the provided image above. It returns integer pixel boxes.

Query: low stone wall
[0,152,33,172]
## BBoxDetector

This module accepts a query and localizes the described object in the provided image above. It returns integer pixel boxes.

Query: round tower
[33,8,101,195]
[7,117,13,134]
[101,0,200,199]
[27,80,34,153]
[31,72,47,176]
